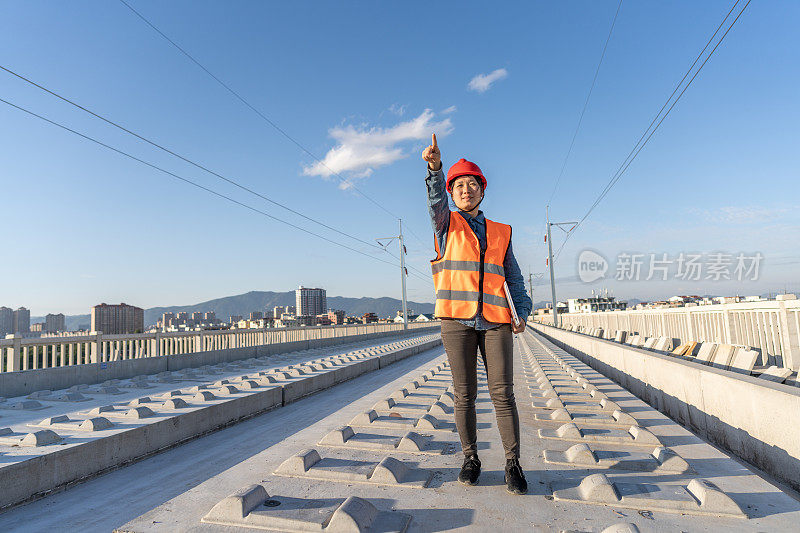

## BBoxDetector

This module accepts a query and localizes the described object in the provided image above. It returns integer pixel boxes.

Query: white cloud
[302,109,453,187]
[468,68,508,93]
[441,105,457,114]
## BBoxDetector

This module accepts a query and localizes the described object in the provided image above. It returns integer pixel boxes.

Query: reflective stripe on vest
[431,212,513,323]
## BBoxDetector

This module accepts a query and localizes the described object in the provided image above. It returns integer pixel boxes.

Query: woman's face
[451,175,483,212]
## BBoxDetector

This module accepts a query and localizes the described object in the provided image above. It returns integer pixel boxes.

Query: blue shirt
[426,167,532,330]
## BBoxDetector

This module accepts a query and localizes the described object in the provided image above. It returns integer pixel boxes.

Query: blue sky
[1,1,798,316]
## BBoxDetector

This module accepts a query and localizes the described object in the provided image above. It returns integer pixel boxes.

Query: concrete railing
[535,299,800,370]
[531,322,800,493]
[0,321,439,373]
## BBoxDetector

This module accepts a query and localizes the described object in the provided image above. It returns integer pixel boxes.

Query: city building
[296,286,326,318]
[161,312,175,328]
[249,311,263,321]
[229,315,243,325]
[0,306,13,336]
[204,311,216,322]
[45,313,65,333]
[191,312,204,324]
[315,314,331,326]
[361,312,378,324]
[13,307,30,334]
[535,302,568,316]
[327,309,346,325]
[91,303,144,334]
[30,322,44,332]
[668,295,704,306]
[567,296,627,314]
[273,306,285,319]
[274,316,299,328]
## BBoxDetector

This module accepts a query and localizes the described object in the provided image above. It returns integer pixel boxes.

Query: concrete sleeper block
[372,398,396,411]
[612,410,637,425]
[414,414,443,430]
[202,484,267,522]
[396,431,427,452]
[21,430,63,446]
[124,407,155,419]
[350,410,379,425]
[629,425,660,444]
[428,401,450,416]
[327,496,411,533]
[555,423,582,439]
[564,443,598,464]
[369,457,410,484]
[578,473,620,502]
[128,397,152,406]
[161,398,189,409]
[652,447,692,473]
[276,449,322,474]
[686,478,744,516]
[193,391,218,402]
[321,426,356,445]
[79,417,113,431]
[391,388,410,399]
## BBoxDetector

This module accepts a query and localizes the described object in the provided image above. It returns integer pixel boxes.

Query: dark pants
[440,319,520,460]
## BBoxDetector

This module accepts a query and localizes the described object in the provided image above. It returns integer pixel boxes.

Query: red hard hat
[446,158,487,193]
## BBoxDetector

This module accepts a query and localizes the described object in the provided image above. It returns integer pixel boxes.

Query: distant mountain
[144,291,434,326]
[33,291,435,330]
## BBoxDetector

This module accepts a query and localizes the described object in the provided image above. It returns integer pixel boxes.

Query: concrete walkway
[1,331,798,532]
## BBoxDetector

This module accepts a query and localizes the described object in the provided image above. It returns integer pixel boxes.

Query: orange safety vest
[431,211,513,323]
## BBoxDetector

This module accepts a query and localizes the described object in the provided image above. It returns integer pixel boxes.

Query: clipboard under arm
[503,281,521,326]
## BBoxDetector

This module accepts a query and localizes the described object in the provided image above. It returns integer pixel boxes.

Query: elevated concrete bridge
[0,324,798,531]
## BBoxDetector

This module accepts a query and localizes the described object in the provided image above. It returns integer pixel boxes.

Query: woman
[422,133,531,495]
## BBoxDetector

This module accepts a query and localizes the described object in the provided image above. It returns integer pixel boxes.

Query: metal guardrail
[0,321,440,373]
[532,299,800,370]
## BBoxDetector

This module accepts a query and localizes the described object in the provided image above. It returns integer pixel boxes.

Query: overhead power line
[0,96,434,285]
[118,0,419,234]
[0,64,385,255]
[0,64,436,279]
[554,0,750,261]
[547,0,623,206]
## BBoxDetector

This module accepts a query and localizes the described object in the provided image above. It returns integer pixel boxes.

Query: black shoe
[504,458,528,495]
[458,455,481,485]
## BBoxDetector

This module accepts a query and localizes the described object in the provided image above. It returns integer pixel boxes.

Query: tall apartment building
[161,312,175,328]
[45,313,65,333]
[296,286,326,317]
[191,312,203,324]
[13,307,30,334]
[204,311,216,322]
[0,306,13,336]
[91,303,144,334]
[249,311,263,320]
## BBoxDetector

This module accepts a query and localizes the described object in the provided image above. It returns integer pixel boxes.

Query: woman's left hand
[512,321,526,334]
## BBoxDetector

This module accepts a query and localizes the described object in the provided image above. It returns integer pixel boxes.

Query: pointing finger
[432,133,437,148]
